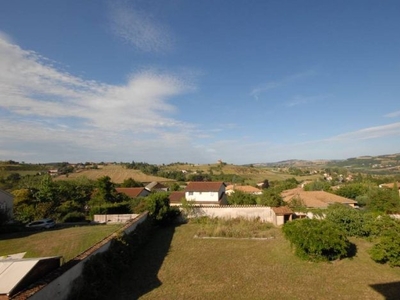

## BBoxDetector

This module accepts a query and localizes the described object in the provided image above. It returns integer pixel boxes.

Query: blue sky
[0,0,399,164]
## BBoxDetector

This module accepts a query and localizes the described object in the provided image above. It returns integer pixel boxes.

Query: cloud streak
[285,94,332,107]
[108,0,173,53]
[250,70,317,100]
[385,110,400,118]
[326,122,400,141]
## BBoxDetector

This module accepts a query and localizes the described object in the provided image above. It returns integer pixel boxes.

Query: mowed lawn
[109,223,400,300]
[0,224,122,262]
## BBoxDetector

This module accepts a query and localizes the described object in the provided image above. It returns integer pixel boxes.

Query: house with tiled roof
[145,181,168,192]
[225,185,262,195]
[184,181,227,205]
[282,188,357,209]
[116,187,150,198]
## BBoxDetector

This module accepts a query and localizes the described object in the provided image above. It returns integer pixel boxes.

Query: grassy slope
[110,224,400,300]
[56,165,175,184]
[0,224,122,262]
[164,163,320,184]
[56,164,319,185]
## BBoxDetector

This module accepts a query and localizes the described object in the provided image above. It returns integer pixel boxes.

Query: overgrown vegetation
[191,217,276,239]
[283,218,351,261]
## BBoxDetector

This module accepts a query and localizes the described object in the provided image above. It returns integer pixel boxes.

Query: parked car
[26,218,56,229]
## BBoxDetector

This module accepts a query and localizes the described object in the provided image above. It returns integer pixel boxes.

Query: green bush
[324,204,371,237]
[145,192,180,226]
[369,222,400,267]
[283,219,351,262]
[90,202,131,216]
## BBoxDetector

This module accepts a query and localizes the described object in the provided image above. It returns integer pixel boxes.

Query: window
[189,191,193,195]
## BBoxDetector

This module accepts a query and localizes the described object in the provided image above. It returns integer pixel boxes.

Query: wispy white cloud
[285,94,332,107]
[0,35,201,163]
[250,70,317,100]
[384,110,400,118]
[108,0,173,53]
[326,122,400,141]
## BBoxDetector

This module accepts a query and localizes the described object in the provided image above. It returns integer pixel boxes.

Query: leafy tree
[369,221,400,267]
[365,187,400,213]
[90,176,119,205]
[168,182,181,191]
[304,180,331,192]
[120,178,143,188]
[145,192,179,225]
[260,179,270,189]
[227,190,257,205]
[334,183,369,200]
[324,203,371,237]
[283,218,351,262]
[257,188,284,207]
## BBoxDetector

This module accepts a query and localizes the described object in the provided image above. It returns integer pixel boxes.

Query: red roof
[185,181,225,192]
[116,188,147,198]
[272,206,293,215]
[169,191,186,203]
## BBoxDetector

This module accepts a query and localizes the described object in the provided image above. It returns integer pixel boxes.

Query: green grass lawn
[0,224,123,262]
[107,223,400,300]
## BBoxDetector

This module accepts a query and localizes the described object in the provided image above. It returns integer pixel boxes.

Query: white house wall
[185,185,225,202]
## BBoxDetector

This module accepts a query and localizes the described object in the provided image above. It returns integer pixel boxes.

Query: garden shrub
[145,192,180,226]
[324,204,371,237]
[369,223,400,267]
[283,218,351,262]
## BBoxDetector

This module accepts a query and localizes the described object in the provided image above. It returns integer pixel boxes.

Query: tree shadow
[370,281,400,300]
[0,222,106,240]
[346,242,357,258]
[111,224,178,299]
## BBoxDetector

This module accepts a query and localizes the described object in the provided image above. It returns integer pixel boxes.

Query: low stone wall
[187,205,274,223]
[12,212,148,300]
[93,214,139,224]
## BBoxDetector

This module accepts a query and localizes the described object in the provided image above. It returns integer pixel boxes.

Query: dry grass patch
[105,223,400,300]
[0,224,122,261]
[192,217,278,239]
[56,165,174,183]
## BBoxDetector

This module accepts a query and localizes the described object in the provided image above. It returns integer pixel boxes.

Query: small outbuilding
[271,206,293,226]
[0,256,61,299]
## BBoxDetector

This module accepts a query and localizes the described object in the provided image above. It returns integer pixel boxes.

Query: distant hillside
[56,165,175,184]
[254,153,400,175]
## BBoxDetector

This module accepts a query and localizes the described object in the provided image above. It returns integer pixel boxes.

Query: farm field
[56,165,175,184]
[0,224,122,262]
[163,163,320,183]
[107,223,400,300]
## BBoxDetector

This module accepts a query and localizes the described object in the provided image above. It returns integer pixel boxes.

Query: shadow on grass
[346,242,357,258]
[112,224,178,300]
[0,222,106,240]
[370,281,400,300]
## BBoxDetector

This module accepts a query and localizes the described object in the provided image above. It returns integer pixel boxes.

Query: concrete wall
[93,214,139,224]
[187,206,274,223]
[17,212,148,300]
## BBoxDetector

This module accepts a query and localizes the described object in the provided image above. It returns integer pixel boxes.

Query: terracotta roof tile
[281,188,357,208]
[272,206,293,215]
[169,191,185,203]
[185,181,225,192]
[116,188,147,198]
